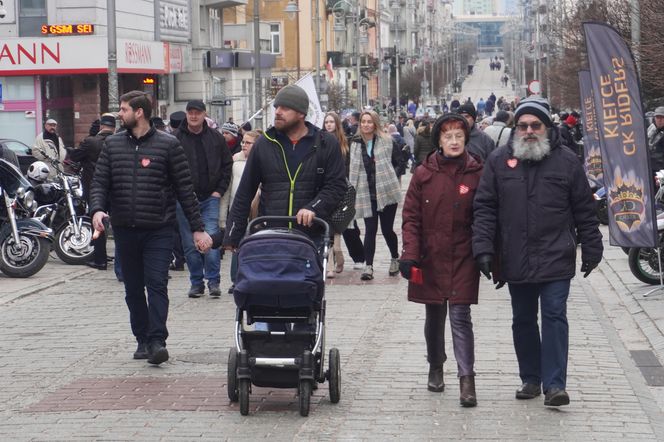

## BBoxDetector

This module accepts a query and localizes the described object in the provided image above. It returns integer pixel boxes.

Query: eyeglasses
[515,122,544,132]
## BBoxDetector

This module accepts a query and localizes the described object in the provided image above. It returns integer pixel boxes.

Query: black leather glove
[476,254,492,280]
[581,261,599,278]
[399,259,418,280]
[495,280,505,289]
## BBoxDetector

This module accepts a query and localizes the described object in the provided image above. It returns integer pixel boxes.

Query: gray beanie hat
[514,96,553,127]
[273,85,310,115]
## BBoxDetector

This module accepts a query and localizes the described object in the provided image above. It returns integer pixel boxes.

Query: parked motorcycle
[628,170,664,285]
[0,159,53,277]
[31,148,93,265]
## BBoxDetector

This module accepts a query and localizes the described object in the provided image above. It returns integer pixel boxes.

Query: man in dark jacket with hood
[223,84,346,248]
[90,91,209,366]
[472,96,603,408]
[457,102,495,162]
[175,100,233,298]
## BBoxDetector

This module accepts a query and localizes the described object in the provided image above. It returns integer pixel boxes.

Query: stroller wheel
[227,348,239,402]
[328,348,341,404]
[239,379,251,416]
[298,380,312,417]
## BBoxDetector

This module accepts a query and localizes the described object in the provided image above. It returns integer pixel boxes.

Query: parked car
[1,139,36,175]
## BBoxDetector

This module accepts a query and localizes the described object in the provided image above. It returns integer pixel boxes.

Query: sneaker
[187,284,205,298]
[361,265,374,281]
[353,262,364,270]
[147,341,169,365]
[388,258,399,276]
[227,284,235,295]
[208,283,221,298]
[544,388,570,406]
[133,342,149,360]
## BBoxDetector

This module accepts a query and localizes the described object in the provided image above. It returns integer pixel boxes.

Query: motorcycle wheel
[628,247,664,285]
[54,219,94,265]
[0,233,50,278]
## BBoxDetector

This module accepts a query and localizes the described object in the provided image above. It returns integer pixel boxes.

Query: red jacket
[401,150,483,305]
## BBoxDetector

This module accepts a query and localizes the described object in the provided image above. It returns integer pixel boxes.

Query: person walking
[348,110,402,281]
[68,113,116,270]
[223,84,346,249]
[219,130,260,294]
[457,102,496,162]
[482,110,512,148]
[323,112,354,277]
[472,96,603,407]
[401,113,482,407]
[32,118,67,178]
[413,119,435,168]
[174,100,233,299]
[90,91,210,365]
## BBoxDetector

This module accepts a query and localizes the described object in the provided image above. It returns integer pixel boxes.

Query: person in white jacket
[483,110,513,149]
[219,130,260,294]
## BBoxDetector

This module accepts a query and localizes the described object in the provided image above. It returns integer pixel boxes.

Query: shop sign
[236,52,276,69]
[0,36,107,75]
[117,39,165,74]
[41,24,94,36]
[160,0,190,43]
[207,50,234,69]
[164,42,192,73]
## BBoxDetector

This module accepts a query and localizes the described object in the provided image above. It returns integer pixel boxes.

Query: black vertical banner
[583,22,657,248]
[578,70,604,185]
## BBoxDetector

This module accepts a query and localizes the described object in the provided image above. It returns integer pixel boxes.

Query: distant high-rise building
[453,0,496,15]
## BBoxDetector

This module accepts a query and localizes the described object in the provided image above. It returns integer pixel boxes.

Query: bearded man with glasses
[470,96,603,408]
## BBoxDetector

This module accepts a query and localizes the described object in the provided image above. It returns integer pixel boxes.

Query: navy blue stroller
[227,216,341,416]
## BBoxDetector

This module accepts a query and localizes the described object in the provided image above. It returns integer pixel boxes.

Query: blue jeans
[114,225,174,344]
[508,279,571,392]
[176,197,221,287]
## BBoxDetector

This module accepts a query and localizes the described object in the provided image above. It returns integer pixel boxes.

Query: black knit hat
[431,113,471,148]
[515,96,553,127]
[457,102,477,121]
[273,84,310,115]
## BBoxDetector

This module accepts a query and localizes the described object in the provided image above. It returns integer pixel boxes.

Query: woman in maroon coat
[399,113,483,407]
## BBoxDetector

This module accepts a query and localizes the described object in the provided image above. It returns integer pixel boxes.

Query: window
[19,0,47,37]
[209,8,221,48]
[270,24,281,54]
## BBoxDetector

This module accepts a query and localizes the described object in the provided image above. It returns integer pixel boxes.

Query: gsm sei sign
[41,24,95,36]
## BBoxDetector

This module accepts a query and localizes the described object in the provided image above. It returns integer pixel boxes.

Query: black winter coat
[69,129,113,201]
[224,124,346,247]
[89,127,204,232]
[472,129,603,283]
[174,122,233,200]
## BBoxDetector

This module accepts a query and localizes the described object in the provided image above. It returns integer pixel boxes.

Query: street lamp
[283,0,324,96]
[283,0,301,78]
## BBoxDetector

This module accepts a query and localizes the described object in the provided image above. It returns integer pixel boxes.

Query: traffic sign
[527,80,541,95]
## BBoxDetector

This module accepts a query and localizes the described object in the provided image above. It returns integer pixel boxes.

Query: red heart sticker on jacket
[507,158,518,168]
[459,184,469,195]
[141,158,151,167]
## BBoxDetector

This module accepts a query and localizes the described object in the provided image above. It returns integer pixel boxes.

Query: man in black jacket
[472,96,603,407]
[69,113,116,270]
[175,100,233,298]
[223,84,346,248]
[90,91,210,365]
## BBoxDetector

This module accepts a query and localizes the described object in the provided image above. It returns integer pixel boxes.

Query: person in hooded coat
[400,113,483,408]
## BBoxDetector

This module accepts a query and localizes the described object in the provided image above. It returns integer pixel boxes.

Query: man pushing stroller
[222,84,346,249]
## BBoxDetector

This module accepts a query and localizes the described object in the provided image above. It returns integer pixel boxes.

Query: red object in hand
[410,266,423,285]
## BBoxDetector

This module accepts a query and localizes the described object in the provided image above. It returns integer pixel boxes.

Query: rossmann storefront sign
[0,36,167,75]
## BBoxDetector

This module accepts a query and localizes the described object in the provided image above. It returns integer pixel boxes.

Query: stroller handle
[246,216,330,239]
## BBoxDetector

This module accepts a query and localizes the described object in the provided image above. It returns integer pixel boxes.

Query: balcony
[201,0,247,8]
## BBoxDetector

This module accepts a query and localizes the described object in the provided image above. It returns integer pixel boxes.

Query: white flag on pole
[266,73,324,129]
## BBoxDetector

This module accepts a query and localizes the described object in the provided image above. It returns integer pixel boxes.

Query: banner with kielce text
[577,70,604,187]
[583,22,657,248]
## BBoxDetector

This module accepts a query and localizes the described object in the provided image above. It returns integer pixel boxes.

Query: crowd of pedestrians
[69,71,607,410]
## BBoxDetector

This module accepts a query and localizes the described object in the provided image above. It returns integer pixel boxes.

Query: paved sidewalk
[1,168,664,439]
[456,57,516,107]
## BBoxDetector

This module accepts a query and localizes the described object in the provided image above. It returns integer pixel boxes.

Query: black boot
[427,365,444,392]
[459,375,477,407]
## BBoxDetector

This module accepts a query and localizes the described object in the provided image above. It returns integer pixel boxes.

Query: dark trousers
[114,225,174,345]
[424,303,475,376]
[363,201,399,265]
[342,221,365,263]
[508,279,571,391]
